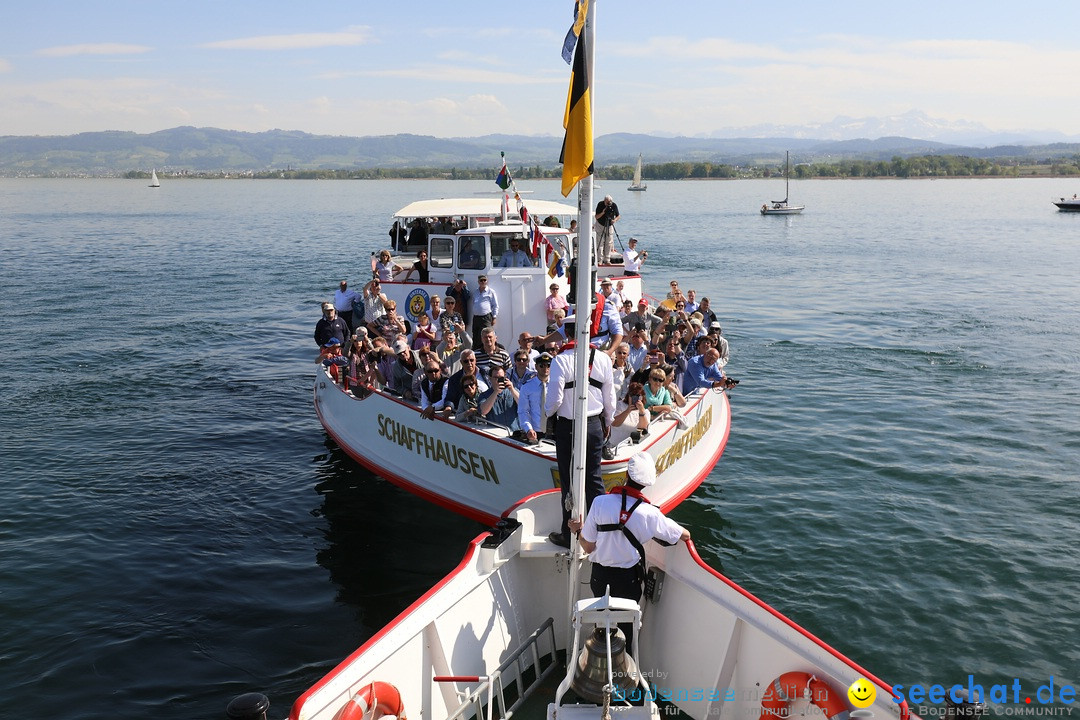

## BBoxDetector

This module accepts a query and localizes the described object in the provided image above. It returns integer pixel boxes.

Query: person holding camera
[623,237,648,276]
[477,366,520,430]
[594,194,620,263]
[683,347,737,393]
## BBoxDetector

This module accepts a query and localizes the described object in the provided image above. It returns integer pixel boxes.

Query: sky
[2,1,1080,140]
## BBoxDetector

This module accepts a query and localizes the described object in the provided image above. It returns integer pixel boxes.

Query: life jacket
[596,486,649,581]
[590,291,605,336]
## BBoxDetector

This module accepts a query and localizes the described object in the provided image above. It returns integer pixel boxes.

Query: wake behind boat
[314,197,730,525]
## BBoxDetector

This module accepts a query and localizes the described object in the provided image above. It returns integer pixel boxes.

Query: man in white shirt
[571,452,689,650]
[545,318,617,547]
[334,280,362,332]
[622,237,647,276]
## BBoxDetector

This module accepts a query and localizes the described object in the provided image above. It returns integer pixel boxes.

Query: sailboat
[149,169,160,188]
[277,7,914,720]
[760,151,803,215]
[627,154,647,192]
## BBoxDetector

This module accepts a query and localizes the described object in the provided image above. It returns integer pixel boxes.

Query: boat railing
[436,616,558,720]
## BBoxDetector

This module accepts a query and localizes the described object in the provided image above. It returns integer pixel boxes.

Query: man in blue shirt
[517,352,552,444]
[479,366,519,430]
[470,274,499,348]
[683,348,733,393]
[498,238,532,267]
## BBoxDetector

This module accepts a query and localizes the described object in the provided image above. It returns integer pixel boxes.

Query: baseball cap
[393,339,409,355]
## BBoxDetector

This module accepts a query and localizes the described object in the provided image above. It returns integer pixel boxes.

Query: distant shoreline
[5,174,1079,181]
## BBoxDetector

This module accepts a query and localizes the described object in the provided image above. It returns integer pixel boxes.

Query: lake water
[1,177,1078,719]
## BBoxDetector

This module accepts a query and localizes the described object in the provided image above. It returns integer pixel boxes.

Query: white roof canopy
[394,198,577,219]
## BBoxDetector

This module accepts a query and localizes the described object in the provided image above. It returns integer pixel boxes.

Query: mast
[566,0,597,646]
[784,151,790,204]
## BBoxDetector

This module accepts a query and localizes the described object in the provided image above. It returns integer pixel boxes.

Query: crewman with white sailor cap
[570,452,690,650]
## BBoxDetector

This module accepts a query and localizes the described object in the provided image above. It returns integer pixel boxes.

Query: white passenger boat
[287,490,913,720]
[284,7,914,720]
[314,197,730,525]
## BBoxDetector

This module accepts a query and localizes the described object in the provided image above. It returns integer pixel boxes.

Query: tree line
[124,153,1080,181]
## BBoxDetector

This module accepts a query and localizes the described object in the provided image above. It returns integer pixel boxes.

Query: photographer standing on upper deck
[594,195,620,264]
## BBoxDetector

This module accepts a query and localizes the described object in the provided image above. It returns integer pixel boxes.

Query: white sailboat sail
[149,169,160,188]
[628,154,647,191]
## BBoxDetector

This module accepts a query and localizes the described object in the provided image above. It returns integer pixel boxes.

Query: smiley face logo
[848,678,876,708]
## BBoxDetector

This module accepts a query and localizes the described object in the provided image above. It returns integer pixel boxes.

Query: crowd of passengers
[314,268,733,446]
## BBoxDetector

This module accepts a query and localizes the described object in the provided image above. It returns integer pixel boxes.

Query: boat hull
[1053,199,1080,212]
[760,204,804,215]
[313,367,730,525]
[290,493,911,720]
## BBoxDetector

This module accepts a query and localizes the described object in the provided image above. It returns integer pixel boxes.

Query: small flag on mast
[495,162,511,190]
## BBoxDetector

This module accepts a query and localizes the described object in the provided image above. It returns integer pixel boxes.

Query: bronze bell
[570,627,640,704]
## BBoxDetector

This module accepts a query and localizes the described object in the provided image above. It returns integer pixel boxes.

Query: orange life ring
[761,671,849,720]
[339,681,407,720]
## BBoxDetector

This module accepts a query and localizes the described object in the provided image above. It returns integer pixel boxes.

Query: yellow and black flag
[559,1,593,197]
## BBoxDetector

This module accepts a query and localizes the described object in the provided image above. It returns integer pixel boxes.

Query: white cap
[627,452,657,487]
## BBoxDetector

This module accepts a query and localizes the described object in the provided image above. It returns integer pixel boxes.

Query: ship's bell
[569,627,639,704]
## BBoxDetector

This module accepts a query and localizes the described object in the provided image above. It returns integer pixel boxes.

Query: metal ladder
[440,617,559,720]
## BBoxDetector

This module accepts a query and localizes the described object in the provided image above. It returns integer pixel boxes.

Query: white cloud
[36,43,152,58]
[329,63,559,86]
[598,33,1080,134]
[203,29,373,51]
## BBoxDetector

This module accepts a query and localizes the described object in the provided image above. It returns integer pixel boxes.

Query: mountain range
[2,111,1079,176]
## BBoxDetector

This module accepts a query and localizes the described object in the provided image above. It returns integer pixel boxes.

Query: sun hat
[627,452,656,487]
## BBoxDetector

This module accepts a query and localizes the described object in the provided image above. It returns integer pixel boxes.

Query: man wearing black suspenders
[545,318,617,548]
[571,453,690,650]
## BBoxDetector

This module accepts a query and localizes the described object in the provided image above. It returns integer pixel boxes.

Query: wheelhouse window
[429,236,454,268]
[490,232,529,267]
[457,236,486,270]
